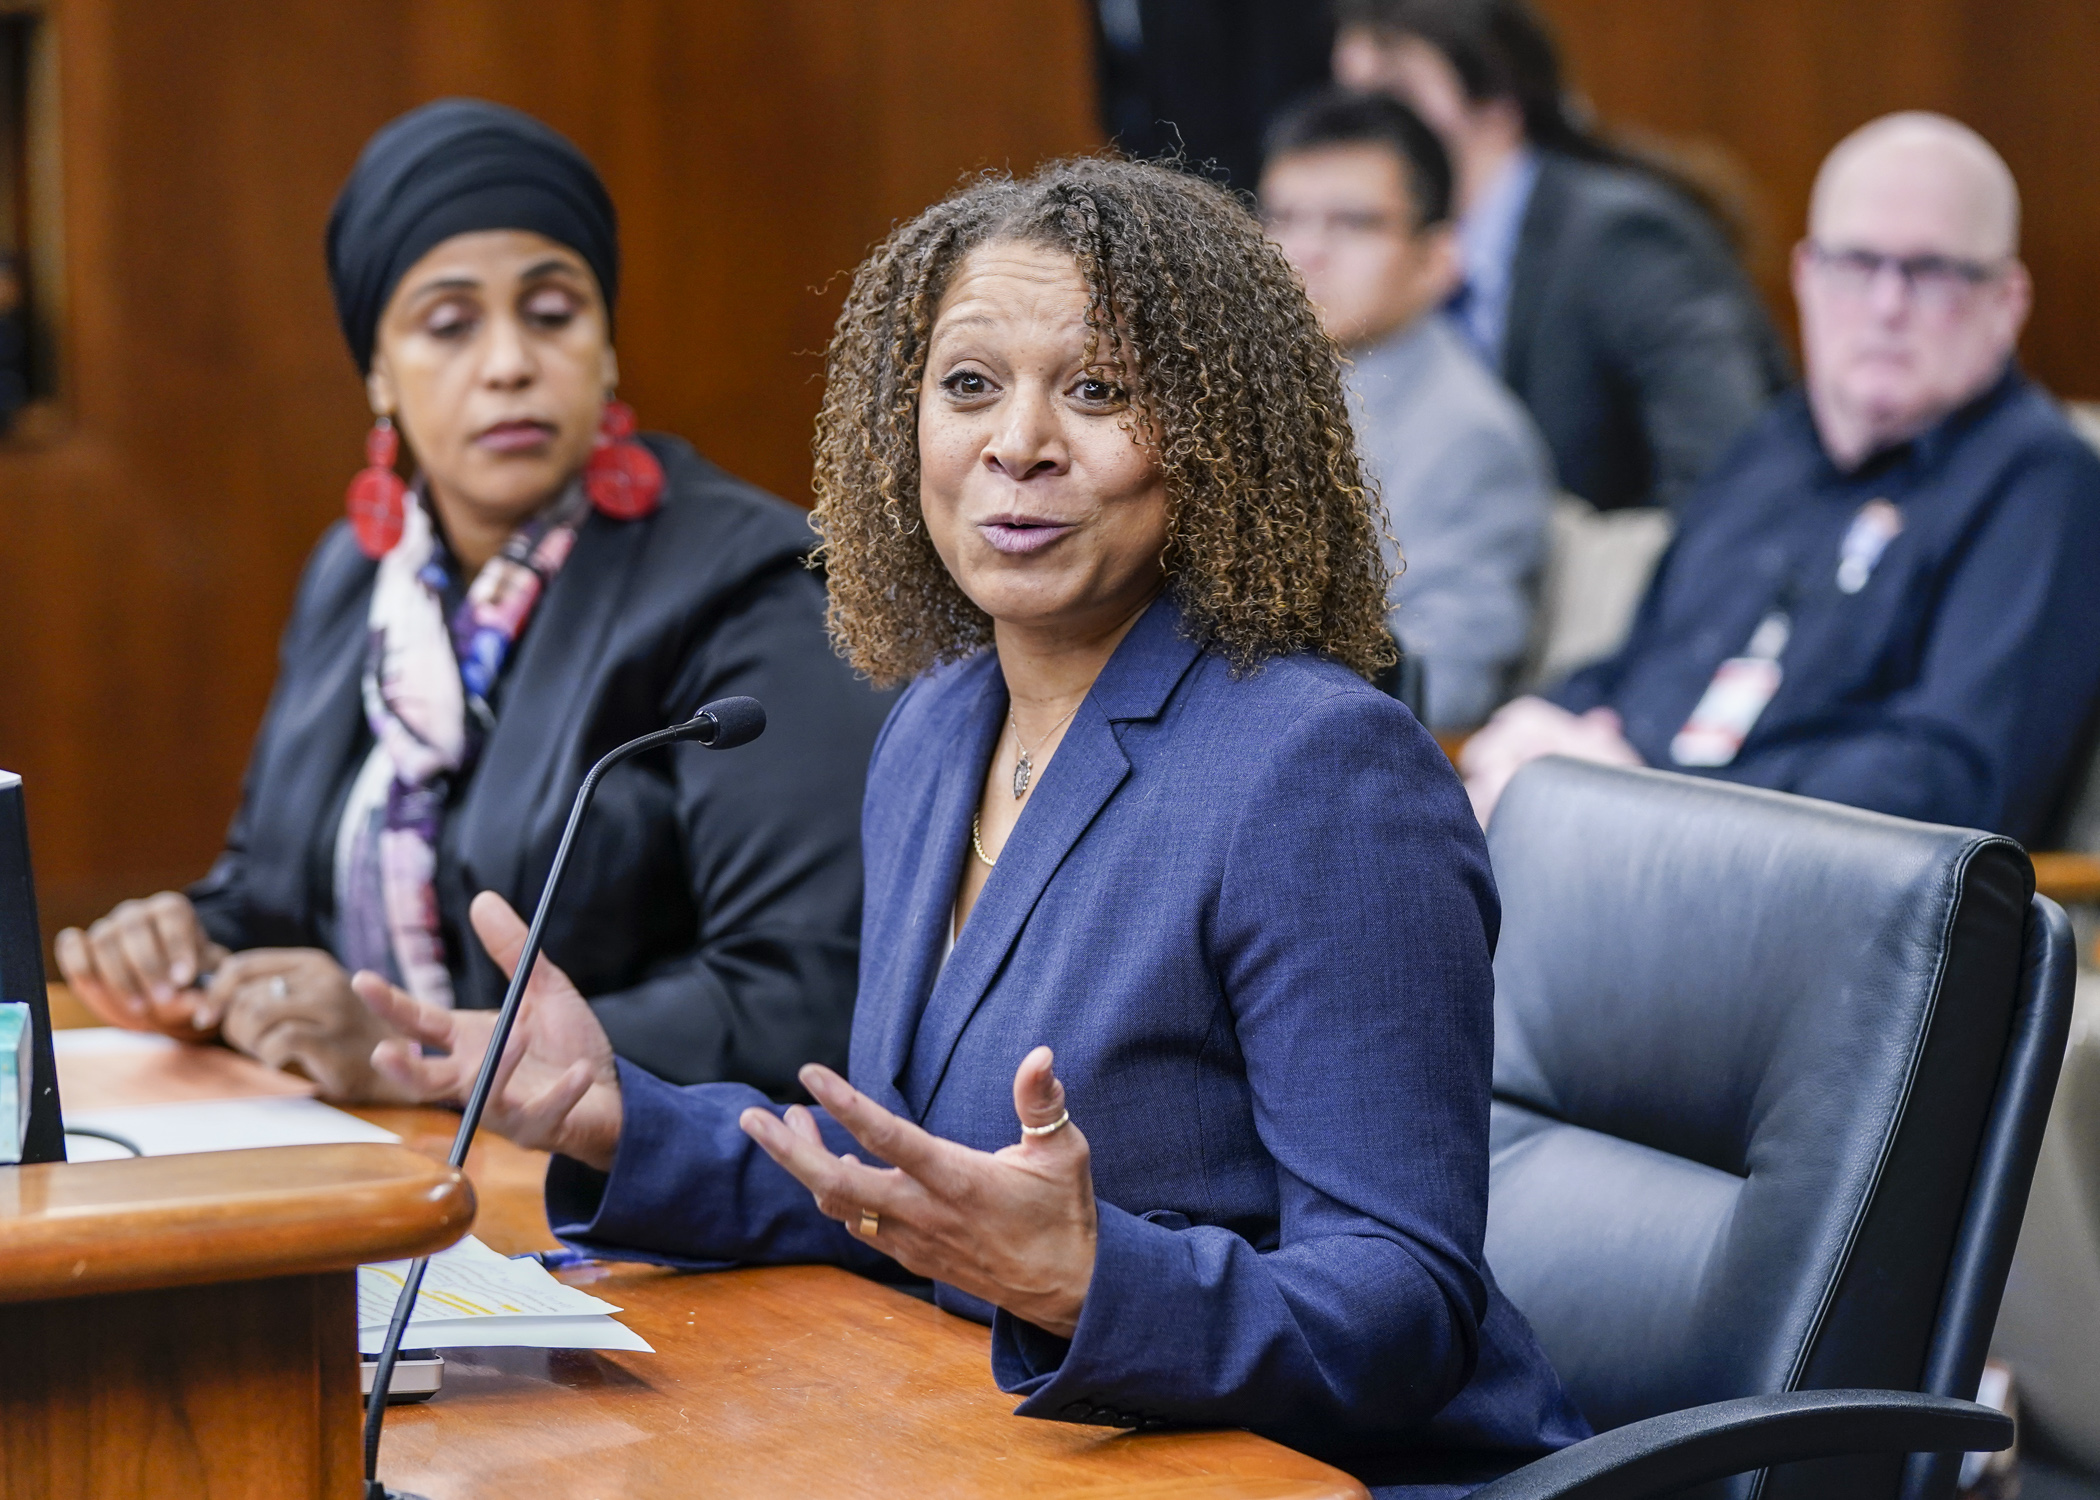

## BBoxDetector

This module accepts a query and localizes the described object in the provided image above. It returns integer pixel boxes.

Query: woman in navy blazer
[363,158,1584,1491]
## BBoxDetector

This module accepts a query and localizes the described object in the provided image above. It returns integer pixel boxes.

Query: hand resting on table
[55,890,230,1037]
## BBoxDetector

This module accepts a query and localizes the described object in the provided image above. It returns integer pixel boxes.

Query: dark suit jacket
[546,597,1587,1486]
[1504,151,1790,513]
[1550,368,2100,846]
[1094,0,1333,191]
[190,435,893,1092]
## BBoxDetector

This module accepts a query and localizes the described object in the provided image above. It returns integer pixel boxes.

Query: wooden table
[48,989,1367,1500]
[0,1142,471,1500]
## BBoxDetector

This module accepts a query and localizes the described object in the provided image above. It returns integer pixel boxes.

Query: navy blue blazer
[549,597,1585,1483]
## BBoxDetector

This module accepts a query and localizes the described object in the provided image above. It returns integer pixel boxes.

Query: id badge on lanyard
[1670,612,1789,768]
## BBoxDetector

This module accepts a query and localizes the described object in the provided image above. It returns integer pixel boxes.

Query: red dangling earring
[346,415,409,559]
[583,399,664,521]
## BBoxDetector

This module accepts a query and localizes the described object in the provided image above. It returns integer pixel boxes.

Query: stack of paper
[359,1235,653,1354]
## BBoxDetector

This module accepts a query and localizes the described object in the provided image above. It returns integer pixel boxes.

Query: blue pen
[522,1248,598,1271]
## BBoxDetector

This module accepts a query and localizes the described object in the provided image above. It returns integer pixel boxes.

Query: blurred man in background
[1333,0,1788,513]
[1263,90,1550,729]
[1463,113,2100,845]
[1092,0,1332,190]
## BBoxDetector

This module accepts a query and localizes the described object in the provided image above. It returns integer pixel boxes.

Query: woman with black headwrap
[54,99,891,1102]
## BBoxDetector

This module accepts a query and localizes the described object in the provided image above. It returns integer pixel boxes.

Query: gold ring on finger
[858,1208,879,1237]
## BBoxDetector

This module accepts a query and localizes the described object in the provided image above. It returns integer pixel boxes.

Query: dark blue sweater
[1551,367,2100,844]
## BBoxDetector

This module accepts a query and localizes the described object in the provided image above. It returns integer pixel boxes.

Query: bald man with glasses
[1463,112,2100,843]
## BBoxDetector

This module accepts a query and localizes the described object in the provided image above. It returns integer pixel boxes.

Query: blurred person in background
[54,100,890,1102]
[1333,0,1789,513]
[1263,89,1550,730]
[1092,0,1332,191]
[0,254,28,432]
[1462,113,2100,844]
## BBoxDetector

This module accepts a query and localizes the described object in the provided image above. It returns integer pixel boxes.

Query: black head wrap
[326,98,619,374]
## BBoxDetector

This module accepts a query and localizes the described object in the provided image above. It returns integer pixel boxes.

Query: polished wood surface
[0,1142,472,1302]
[53,1033,315,1108]
[2031,851,2100,906]
[0,1271,362,1499]
[0,0,1099,941]
[41,1002,1366,1497]
[1534,0,2100,400]
[349,1105,560,1259]
[377,1264,1366,1500]
[2,1029,470,1500]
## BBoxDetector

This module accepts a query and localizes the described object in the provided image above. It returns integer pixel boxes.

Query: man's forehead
[1811,121,2018,260]
[1263,145,1410,205]
[1816,161,1996,254]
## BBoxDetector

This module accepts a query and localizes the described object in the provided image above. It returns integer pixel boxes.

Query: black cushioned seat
[1472,758,2074,1500]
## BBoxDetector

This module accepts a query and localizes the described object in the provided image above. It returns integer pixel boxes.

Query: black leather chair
[1473,758,2075,1500]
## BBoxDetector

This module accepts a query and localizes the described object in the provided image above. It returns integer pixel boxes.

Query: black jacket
[191,435,893,1093]
[1504,151,1792,513]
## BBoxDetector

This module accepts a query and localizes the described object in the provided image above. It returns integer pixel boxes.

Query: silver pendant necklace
[1008,702,1081,799]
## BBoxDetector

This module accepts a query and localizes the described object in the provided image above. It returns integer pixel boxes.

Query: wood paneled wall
[9,1,2096,937]
[0,0,1098,936]
[1533,0,2100,399]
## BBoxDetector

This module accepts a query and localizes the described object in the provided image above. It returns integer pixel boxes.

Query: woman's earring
[583,399,664,521]
[346,415,409,559]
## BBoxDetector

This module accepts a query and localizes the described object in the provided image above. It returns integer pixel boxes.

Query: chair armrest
[1468,1389,2012,1500]
[2030,850,2100,905]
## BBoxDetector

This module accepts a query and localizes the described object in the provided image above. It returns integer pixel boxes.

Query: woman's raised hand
[741,1046,1098,1339]
[354,890,623,1171]
[55,891,230,1037]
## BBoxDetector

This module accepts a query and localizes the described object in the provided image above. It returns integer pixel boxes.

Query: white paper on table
[362,1314,655,1354]
[51,1028,181,1058]
[63,1096,400,1159]
[359,1234,654,1354]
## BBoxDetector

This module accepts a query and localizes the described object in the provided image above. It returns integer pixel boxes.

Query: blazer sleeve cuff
[990,1200,1189,1429]
[545,1058,743,1269]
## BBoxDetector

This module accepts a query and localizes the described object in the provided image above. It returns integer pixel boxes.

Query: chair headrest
[1489,758,2024,1177]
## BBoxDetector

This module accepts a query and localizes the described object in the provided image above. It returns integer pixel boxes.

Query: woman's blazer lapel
[855,663,1001,1118]
[892,597,1205,1118]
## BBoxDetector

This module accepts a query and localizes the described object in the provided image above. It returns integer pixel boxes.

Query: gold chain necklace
[970,813,997,868]
[1008,702,1081,799]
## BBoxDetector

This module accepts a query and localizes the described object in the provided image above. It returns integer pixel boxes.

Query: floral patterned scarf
[334,484,585,1006]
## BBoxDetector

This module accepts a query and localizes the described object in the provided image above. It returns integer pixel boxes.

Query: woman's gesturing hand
[352,890,624,1171]
[741,1046,1098,1339]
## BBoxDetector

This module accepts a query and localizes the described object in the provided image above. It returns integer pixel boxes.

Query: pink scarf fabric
[334,486,584,1006]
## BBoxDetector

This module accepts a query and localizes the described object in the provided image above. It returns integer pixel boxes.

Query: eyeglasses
[1805,242,2007,310]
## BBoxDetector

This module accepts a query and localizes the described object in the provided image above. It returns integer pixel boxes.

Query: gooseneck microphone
[364,696,765,1500]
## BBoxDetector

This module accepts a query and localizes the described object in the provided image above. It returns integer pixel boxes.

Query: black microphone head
[684,696,766,749]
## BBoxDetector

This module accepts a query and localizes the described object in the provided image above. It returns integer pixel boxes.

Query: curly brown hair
[809,155,1394,687]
